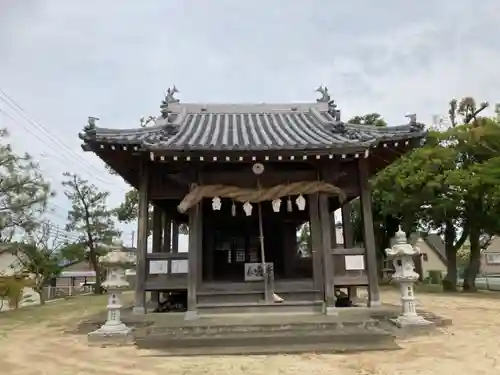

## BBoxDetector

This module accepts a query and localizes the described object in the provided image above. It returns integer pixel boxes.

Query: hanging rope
[177,180,345,213]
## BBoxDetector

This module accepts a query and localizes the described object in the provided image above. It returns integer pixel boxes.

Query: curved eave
[79,122,427,156]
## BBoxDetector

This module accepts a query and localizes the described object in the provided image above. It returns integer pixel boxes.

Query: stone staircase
[134,317,399,356]
[196,283,323,316]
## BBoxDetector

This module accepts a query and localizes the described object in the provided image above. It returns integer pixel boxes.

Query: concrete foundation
[88,326,134,347]
[391,315,434,328]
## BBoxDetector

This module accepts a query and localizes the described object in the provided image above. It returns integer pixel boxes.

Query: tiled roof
[80,102,426,152]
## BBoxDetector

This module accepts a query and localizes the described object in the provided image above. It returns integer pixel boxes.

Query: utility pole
[131,231,135,247]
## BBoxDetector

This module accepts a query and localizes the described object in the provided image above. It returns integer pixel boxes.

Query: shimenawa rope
[177,180,345,213]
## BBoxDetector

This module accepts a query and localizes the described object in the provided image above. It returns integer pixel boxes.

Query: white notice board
[149,260,168,274]
[171,259,188,274]
[345,255,365,271]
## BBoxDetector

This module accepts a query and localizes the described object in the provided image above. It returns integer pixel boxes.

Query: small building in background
[480,236,500,276]
[0,245,41,311]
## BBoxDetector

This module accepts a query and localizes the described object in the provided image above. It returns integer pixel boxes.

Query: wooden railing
[330,247,369,286]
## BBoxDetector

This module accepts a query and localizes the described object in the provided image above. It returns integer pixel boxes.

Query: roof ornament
[316,85,331,103]
[84,116,99,133]
[405,114,417,125]
[316,86,341,121]
[139,115,156,128]
[406,113,425,132]
[160,85,180,118]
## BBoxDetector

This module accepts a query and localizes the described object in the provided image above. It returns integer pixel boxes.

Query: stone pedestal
[385,228,432,327]
[88,240,136,346]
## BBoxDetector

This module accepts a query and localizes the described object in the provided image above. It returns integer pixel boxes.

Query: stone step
[196,300,324,315]
[142,318,382,337]
[196,289,322,304]
[135,328,398,355]
[139,340,399,356]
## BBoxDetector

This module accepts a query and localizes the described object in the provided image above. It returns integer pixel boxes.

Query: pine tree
[0,129,53,241]
[62,173,120,294]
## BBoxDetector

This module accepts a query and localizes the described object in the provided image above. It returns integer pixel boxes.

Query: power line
[0,89,128,191]
[0,90,112,179]
[0,104,125,190]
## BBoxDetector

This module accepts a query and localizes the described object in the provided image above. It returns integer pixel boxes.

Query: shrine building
[79,86,426,318]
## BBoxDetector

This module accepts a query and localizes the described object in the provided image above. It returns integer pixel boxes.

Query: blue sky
[1,0,499,249]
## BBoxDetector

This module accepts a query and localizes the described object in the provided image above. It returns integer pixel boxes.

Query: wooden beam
[186,201,201,319]
[133,160,149,314]
[358,158,381,306]
[319,193,335,309]
[145,275,187,291]
[307,193,324,295]
[333,275,368,286]
[200,170,318,188]
[146,253,188,260]
[331,247,365,255]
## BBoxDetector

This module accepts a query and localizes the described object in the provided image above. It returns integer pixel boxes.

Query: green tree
[62,173,120,294]
[0,129,53,241]
[372,143,469,290]
[0,274,29,310]
[115,188,188,235]
[348,113,387,127]
[346,114,400,269]
[11,223,70,304]
[372,97,500,291]
[452,118,500,290]
[296,222,311,257]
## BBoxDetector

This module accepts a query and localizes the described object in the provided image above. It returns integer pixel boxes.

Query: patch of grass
[0,292,134,332]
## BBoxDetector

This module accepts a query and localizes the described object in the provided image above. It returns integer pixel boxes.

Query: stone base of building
[88,324,134,347]
[184,310,199,321]
[324,305,338,316]
[390,314,434,328]
[132,306,146,315]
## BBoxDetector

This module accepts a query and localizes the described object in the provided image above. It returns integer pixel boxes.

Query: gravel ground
[0,289,498,375]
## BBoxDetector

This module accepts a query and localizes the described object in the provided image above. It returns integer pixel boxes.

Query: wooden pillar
[283,221,296,278]
[319,193,335,310]
[162,211,171,253]
[358,158,381,306]
[205,221,214,281]
[186,201,202,320]
[308,194,324,294]
[341,201,357,300]
[133,160,149,314]
[152,205,163,253]
[341,203,354,247]
[172,220,179,253]
[150,205,163,306]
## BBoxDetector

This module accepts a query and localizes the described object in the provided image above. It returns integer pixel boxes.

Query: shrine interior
[200,197,312,283]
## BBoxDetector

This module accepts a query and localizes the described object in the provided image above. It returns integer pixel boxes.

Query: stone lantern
[385,228,432,327]
[88,240,135,345]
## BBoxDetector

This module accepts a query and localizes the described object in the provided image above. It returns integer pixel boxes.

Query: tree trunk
[89,251,102,295]
[463,226,481,292]
[442,221,468,292]
[442,243,458,292]
[35,284,46,305]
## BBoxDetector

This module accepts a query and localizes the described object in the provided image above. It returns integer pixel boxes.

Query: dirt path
[0,290,499,375]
